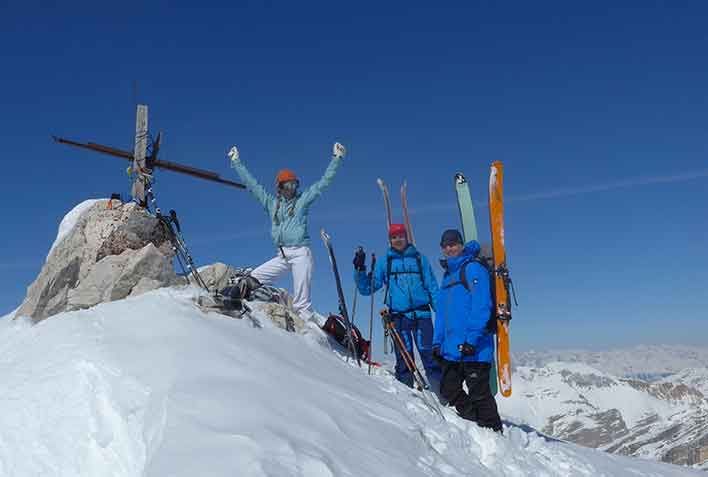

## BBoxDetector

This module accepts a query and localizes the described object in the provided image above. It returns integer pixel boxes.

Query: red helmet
[275,169,298,186]
[388,223,407,238]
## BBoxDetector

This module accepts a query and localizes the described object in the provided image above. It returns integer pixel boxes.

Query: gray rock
[192,262,234,290]
[249,301,305,333]
[16,200,179,322]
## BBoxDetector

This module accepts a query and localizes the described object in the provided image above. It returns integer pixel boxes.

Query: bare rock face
[192,262,234,291]
[258,302,305,333]
[16,200,180,322]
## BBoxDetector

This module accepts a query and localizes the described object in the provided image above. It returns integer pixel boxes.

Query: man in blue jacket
[433,229,502,432]
[228,143,346,321]
[353,224,439,387]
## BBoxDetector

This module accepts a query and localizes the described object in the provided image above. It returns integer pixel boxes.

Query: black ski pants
[439,360,502,432]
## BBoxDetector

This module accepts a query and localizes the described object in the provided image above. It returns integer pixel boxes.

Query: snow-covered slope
[0,289,702,477]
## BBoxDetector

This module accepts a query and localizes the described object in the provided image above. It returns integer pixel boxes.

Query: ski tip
[454,172,466,184]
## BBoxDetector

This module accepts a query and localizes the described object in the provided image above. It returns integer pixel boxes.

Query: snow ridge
[0,289,701,476]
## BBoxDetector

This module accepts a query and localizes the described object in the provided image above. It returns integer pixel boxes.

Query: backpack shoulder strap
[459,257,472,291]
[414,252,432,304]
[414,252,424,279]
[459,256,492,291]
[383,255,393,307]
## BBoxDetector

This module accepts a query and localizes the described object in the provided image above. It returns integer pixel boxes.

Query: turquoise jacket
[354,244,439,320]
[231,156,342,247]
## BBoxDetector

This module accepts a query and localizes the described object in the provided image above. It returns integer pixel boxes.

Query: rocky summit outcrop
[16,200,180,322]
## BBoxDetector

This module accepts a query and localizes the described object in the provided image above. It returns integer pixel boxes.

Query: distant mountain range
[515,345,708,381]
[499,345,708,470]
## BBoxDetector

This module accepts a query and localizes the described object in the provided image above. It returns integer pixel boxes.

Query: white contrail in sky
[506,168,708,203]
[409,168,708,215]
[7,168,706,271]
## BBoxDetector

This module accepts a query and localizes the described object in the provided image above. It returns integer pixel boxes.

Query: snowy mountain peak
[1,289,704,476]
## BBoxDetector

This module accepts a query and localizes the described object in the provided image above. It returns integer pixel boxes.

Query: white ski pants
[250,246,314,320]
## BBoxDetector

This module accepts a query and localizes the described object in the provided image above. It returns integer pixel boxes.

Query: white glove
[333,142,346,159]
[228,146,240,165]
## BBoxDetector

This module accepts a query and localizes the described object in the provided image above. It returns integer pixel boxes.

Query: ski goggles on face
[280,180,299,191]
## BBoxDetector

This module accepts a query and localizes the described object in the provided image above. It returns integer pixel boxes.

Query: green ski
[454,172,478,241]
[454,172,498,396]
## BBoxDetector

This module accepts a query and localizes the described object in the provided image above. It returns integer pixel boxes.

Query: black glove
[458,342,476,357]
[353,247,366,271]
[432,345,442,361]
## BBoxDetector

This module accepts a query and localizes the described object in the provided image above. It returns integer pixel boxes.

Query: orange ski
[489,161,514,397]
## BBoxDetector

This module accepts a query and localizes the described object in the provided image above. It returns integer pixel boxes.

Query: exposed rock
[250,301,305,333]
[625,379,705,404]
[192,262,235,290]
[16,200,179,322]
[67,243,177,310]
[546,409,629,448]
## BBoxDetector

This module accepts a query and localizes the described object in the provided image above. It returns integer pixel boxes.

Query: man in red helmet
[353,224,440,388]
[228,143,345,321]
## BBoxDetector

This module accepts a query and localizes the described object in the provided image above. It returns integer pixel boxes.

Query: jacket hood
[443,241,480,273]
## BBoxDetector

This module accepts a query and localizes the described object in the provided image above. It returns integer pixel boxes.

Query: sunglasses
[280,180,299,191]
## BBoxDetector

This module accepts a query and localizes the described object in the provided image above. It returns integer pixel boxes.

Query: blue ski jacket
[354,244,439,320]
[231,157,342,247]
[433,241,494,363]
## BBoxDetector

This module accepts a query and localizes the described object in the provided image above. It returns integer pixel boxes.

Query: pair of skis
[376,179,415,244]
[455,163,514,397]
[376,178,415,356]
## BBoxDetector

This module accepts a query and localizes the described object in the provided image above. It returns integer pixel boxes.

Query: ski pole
[381,311,428,390]
[351,276,359,329]
[320,229,360,366]
[390,327,426,390]
[368,253,376,375]
[382,312,446,420]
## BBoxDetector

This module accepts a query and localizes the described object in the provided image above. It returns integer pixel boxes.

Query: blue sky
[1,1,707,354]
